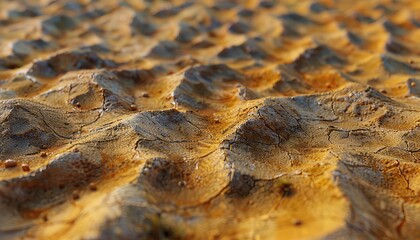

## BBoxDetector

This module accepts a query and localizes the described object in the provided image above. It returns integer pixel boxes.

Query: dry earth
[0,0,420,239]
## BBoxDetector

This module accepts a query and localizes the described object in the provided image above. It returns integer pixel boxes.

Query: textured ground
[0,0,419,239]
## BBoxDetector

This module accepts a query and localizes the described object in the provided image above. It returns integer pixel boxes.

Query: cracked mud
[0,0,419,239]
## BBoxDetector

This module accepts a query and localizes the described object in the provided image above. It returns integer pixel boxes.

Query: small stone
[178,180,187,187]
[73,148,79,152]
[40,152,47,157]
[21,164,30,171]
[292,219,302,226]
[72,191,80,200]
[75,102,81,108]
[142,92,150,98]
[89,183,97,191]
[4,159,17,168]
[130,104,137,111]
[410,81,416,87]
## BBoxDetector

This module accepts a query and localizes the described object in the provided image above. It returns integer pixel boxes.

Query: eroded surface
[0,0,419,239]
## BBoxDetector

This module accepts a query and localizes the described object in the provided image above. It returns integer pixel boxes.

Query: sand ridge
[0,0,419,239]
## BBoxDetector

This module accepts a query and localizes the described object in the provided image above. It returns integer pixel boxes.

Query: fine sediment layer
[0,0,419,239]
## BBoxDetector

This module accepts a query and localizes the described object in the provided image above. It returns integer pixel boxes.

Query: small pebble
[89,183,97,191]
[21,164,30,171]
[75,102,81,108]
[292,219,303,226]
[178,180,187,187]
[410,81,416,87]
[4,159,17,168]
[142,92,150,98]
[130,104,137,111]
[40,152,47,157]
[72,191,80,200]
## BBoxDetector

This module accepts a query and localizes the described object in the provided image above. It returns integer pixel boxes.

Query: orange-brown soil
[0,0,419,239]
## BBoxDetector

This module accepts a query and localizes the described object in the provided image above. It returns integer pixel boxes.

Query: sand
[0,0,419,239]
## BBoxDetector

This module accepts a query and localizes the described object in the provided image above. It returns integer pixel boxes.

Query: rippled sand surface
[0,0,419,239]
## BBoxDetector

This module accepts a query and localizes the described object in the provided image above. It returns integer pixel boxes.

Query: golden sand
[0,0,419,239]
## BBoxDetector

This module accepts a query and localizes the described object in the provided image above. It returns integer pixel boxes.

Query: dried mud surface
[0,0,419,239]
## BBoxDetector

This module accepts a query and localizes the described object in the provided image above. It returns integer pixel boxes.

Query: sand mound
[0,0,419,239]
